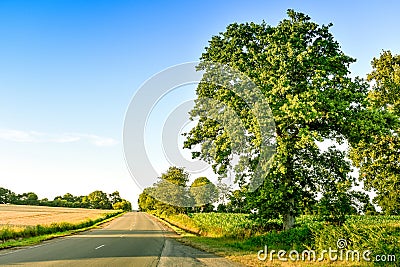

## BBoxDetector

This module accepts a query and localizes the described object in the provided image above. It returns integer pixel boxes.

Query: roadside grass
[153,212,400,267]
[0,211,124,249]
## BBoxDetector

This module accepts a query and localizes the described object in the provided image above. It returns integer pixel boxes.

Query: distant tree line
[138,166,378,226]
[0,187,132,211]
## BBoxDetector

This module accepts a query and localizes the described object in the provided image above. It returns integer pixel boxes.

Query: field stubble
[0,204,121,247]
[0,204,116,227]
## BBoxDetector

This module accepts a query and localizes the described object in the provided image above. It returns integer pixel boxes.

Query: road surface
[0,212,243,267]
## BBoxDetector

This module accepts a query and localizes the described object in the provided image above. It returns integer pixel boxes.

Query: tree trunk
[283,198,295,230]
[283,212,295,230]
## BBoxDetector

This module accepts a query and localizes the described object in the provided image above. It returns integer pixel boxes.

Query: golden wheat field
[0,204,116,227]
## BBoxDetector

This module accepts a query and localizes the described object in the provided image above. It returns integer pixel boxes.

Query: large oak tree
[184,10,369,229]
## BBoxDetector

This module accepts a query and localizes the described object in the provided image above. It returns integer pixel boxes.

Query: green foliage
[226,188,250,213]
[0,186,130,210]
[161,212,255,238]
[367,50,400,114]
[138,167,192,215]
[350,50,400,215]
[317,189,367,226]
[216,182,231,205]
[189,213,252,237]
[161,212,400,264]
[161,166,190,185]
[184,10,369,229]
[15,192,39,205]
[84,190,112,210]
[138,188,157,212]
[109,191,123,205]
[216,203,227,212]
[313,216,400,260]
[314,149,373,225]
[61,193,76,203]
[112,200,132,211]
[150,166,191,208]
[246,225,313,251]
[0,187,16,204]
[190,177,218,211]
[161,212,282,238]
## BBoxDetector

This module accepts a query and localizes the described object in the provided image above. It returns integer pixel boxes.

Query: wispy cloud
[0,129,118,147]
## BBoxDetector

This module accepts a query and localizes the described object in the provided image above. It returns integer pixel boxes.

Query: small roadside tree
[138,188,158,212]
[0,187,15,204]
[226,188,250,213]
[109,191,123,205]
[113,200,132,211]
[148,166,192,215]
[190,177,218,212]
[85,190,112,210]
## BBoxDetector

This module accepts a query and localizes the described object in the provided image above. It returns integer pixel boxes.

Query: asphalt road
[0,212,243,267]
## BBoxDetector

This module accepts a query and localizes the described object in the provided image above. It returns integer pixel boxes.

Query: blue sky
[0,0,399,207]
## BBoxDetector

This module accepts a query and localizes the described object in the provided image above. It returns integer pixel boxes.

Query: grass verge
[151,213,400,266]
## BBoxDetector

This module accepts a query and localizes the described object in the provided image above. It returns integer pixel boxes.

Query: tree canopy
[140,166,192,215]
[0,187,132,211]
[184,10,370,229]
[190,177,218,211]
[350,51,400,215]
